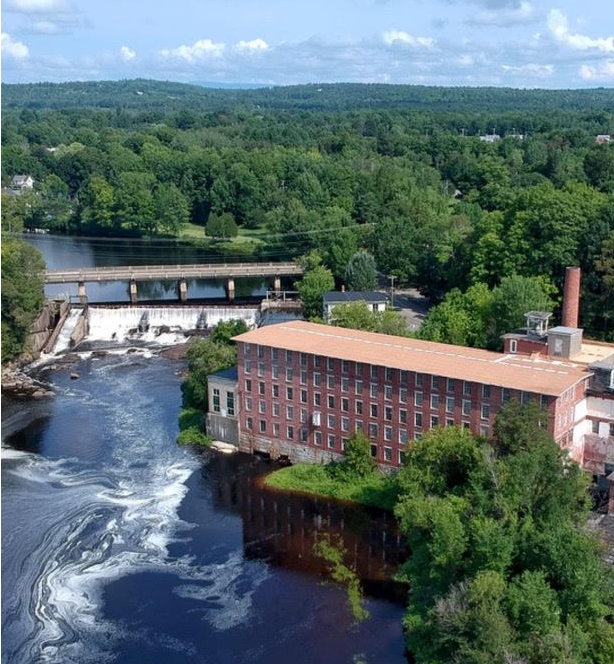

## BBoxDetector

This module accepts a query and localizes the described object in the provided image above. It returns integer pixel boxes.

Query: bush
[177,426,212,447]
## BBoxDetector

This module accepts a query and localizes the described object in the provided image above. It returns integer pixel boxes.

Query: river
[2,235,409,664]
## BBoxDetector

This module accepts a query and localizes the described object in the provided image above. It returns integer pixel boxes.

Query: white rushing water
[86,306,260,344]
[53,309,82,353]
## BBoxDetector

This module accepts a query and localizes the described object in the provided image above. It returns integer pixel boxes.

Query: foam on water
[1,355,268,663]
[53,309,82,353]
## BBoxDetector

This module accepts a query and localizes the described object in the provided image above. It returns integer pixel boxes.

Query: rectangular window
[246,416,253,430]
[258,362,265,378]
[482,384,490,400]
[287,426,294,440]
[286,350,293,363]
[355,400,363,415]
[327,395,335,409]
[257,345,264,358]
[399,388,407,403]
[226,392,235,416]
[327,434,336,449]
[327,357,334,371]
[300,389,307,404]
[481,404,490,420]
[430,394,440,410]
[245,396,252,410]
[463,381,471,396]
[342,417,350,432]
[370,383,378,398]
[355,379,363,395]
[300,408,307,423]
[431,375,439,390]
[446,378,455,393]
[370,444,378,458]
[446,418,454,427]
[286,406,294,420]
[385,406,393,421]
[244,360,251,374]
[313,373,321,387]
[399,409,407,424]
[245,379,252,392]
[286,387,293,400]
[342,438,349,451]
[259,420,266,433]
[502,388,511,403]
[415,391,423,407]
[300,370,307,385]
[385,367,393,382]
[370,365,378,379]
[462,399,471,416]
[327,414,335,429]
[313,355,320,368]
[431,415,439,428]
[341,378,349,393]
[286,367,293,382]
[259,399,266,414]
[273,422,280,437]
[609,423,614,437]
[399,450,407,464]
[480,424,489,438]
[272,384,279,398]
[385,385,393,401]
[271,348,278,361]
[462,421,470,430]
[415,372,423,387]
[370,403,378,418]
[243,343,251,356]
[341,397,349,412]
[315,431,322,446]
[446,396,454,413]
[212,388,220,413]
[385,426,392,441]
[342,360,350,374]
[314,392,321,406]
[400,370,409,384]
[355,420,363,431]
[271,365,278,380]
[384,447,392,462]
[369,423,378,438]
[521,391,530,405]
[540,394,548,410]
[300,352,307,366]
[327,375,335,389]
[510,339,518,353]
[355,362,362,376]
[259,382,265,395]
[399,429,408,444]
[415,412,423,428]
[592,420,600,434]
[301,428,308,442]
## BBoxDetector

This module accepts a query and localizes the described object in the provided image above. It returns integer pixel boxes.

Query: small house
[323,291,388,322]
[10,174,34,191]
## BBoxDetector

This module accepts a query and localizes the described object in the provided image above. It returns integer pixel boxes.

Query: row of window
[212,388,235,416]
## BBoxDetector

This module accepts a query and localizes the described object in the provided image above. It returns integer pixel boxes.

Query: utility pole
[389,275,396,308]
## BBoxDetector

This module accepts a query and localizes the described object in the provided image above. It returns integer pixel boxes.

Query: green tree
[295,251,335,319]
[181,339,237,411]
[153,183,190,235]
[209,318,248,345]
[1,239,46,362]
[344,250,377,291]
[81,176,116,232]
[205,211,238,239]
[329,301,378,331]
[340,429,376,477]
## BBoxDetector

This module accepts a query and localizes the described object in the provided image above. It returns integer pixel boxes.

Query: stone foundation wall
[239,432,344,465]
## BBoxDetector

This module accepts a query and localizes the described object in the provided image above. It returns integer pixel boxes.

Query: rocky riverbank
[1,367,55,399]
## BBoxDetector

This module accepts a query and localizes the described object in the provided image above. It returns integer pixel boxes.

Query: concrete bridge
[45,262,304,304]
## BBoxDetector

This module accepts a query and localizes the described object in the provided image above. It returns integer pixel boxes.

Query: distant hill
[2,79,614,113]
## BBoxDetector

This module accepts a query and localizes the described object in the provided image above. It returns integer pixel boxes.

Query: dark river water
[24,234,293,303]
[2,236,409,664]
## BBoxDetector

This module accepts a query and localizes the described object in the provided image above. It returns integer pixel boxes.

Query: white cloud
[1,32,29,59]
[234,38,269,52]
[160,38,225,62]
[120,45,136,61]
[4,0,69,13]
[382,30,435,48]
[501,62,554,77]
[467,1,537,27]
[547,9,614,52]
[458,54,474,66]
[579,60,614,82]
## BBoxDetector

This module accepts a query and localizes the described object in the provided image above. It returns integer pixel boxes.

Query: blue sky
[2,0,613,87]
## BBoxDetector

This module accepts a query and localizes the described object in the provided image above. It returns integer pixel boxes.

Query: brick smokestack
[562,266,581,328]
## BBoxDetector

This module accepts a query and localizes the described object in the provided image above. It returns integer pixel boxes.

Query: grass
[264,463,398,510]
[180,223,267,246]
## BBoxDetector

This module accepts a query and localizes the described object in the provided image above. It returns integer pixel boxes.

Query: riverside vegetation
[2,80,613,339]
[266,402,614,664]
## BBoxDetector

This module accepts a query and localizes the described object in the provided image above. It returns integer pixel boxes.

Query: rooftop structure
[322,291,387,322]
[234,320,588,397]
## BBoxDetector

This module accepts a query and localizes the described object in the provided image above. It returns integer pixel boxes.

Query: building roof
[233,321,590,397]
[323,291,387,304]
[208,366,238,382]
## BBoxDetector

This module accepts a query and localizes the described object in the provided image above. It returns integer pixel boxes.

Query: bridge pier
[178,279,188,303]
[274,275,281,292]
[129,280,138,304]
[227,277,235,302]
[78,281,87,305]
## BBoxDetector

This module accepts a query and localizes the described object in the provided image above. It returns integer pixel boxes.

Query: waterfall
[86,306,260,344]
[53,309,82,353]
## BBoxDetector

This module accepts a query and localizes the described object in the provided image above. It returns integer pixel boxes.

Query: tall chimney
[562,266,581,328]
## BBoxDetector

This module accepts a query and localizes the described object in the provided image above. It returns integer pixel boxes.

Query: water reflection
[204,453,408,602]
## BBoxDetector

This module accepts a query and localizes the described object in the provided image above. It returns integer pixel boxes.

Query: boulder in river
[70,372,80,380]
